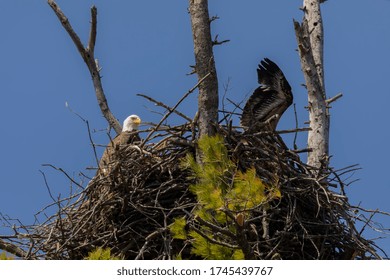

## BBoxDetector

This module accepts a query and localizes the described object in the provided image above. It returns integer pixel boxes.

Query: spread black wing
[240,58,293,131]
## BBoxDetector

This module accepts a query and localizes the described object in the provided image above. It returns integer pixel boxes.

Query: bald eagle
[98,114,141,175]
[241,58,293,131]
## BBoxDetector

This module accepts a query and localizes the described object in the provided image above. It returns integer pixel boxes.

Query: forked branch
[47,0,122,134]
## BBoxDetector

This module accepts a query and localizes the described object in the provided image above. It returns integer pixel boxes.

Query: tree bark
[294,0,329,172]
[188,0,219,138]
[0,238,28,259]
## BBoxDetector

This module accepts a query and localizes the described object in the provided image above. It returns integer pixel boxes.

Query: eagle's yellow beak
[133,117,141,125]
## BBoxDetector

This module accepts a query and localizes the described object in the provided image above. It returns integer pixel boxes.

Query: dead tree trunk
[294,0,329,173]
[188,0,219,138]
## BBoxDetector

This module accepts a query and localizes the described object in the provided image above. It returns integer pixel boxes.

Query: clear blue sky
[1,0,389,257]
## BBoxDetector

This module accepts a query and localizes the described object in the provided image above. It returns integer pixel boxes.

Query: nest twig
[0,0,386,260]
[1,92,388,259]
[0,116,388,259]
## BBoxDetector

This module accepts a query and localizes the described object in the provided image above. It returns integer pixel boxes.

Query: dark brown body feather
[98,131,140,175]
[241,58,293,131]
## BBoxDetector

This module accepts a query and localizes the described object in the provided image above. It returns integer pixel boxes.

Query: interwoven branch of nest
[2,122,383,260]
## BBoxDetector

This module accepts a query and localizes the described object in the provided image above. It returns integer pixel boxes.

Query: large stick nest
[8,119,383,260]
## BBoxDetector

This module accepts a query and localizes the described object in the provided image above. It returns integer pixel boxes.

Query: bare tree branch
[141,73,210,146]
[65,102,100,167]
[87,7,97,54]
[294,0,329,172]
[47,0,122,134]
[136,94,192,122]
[212,34,230,46]
[188,0,219,137]
[0,238,28,259]
[304,0,325,93]
[326,93,343,105]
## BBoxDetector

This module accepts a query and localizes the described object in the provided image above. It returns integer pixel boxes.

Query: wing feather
[241,58,293,131]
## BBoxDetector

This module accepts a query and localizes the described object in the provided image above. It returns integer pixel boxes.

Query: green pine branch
[171,134,281,259]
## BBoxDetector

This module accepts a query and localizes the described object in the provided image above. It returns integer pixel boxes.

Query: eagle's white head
[123,115,141,132]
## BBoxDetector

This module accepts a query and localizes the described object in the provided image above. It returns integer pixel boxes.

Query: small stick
[141,73,210,146]
[137,93,192,122]
[326,93,343,105]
